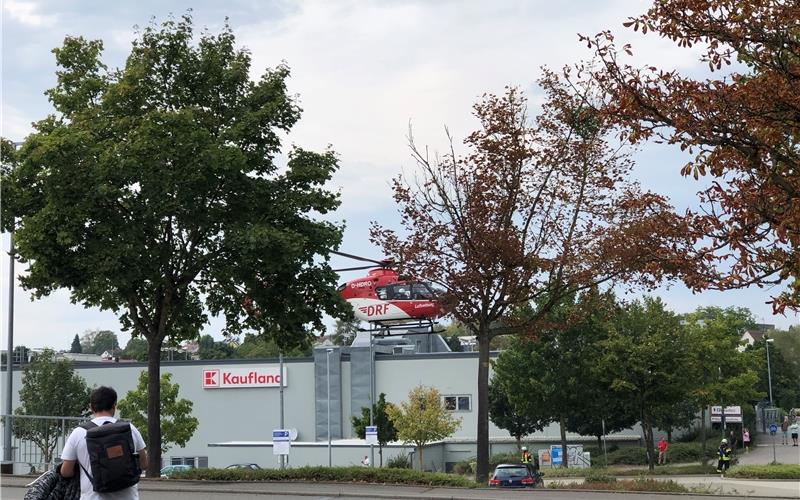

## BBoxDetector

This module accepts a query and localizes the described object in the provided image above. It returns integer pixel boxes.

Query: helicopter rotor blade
[330,251,390,266]
[332,265,378,272]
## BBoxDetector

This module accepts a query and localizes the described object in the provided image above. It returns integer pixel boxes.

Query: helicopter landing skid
[360,320,444,337]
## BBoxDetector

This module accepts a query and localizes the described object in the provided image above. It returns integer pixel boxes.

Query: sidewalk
[737,434,800,466]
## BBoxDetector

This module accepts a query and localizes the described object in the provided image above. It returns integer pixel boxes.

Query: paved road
[1,475,795,500]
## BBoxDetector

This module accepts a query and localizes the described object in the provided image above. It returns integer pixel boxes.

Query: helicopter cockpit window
[411,283,434,300]
[392,284,412,300]
[376,287,388,300]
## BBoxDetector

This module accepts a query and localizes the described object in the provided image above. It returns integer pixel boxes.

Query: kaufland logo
[202,367,285,389]
[203,369,220,387]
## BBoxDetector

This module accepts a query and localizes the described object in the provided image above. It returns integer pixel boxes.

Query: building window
[170,456,209,468]
[443,395,471,412]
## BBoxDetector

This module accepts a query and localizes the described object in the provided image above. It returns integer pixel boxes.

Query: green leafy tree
[2,16,349,475]
[236,333,310,358]
[387,385,461,471]
[198,334,236,360]
[12,349,90,466]
[444,335,464,352]
[488,381,546,451]
[683,307,762,458]
[351,393,398,466]
[332,318,359,347]
[117,371,199,454]
[69,334,82,353]
[597,297,696,471]
[497,289,632,466]
[93,331,120,355]
[651,398,699,443]
[749,339,800,412]
[122,337,148,361]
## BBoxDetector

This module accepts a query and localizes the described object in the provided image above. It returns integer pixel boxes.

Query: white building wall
[2,352,645,471]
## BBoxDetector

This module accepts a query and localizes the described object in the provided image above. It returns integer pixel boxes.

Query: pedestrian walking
[790,421,799,446]
[657,437,668,465]
[742,427,751,453]
[781,416,790,445]
[60,386,148,500]
[716,438,732,478]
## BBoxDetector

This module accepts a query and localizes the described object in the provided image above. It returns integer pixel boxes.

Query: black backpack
[79,420,141,492]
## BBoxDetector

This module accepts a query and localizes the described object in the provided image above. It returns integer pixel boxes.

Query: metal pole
[772,428,776,464]
[601,418,608,468]
[4,232,15,463]
[327,348,332,467]
[369,330,374,468]
[765,338,774,406]
[279,351,285,470]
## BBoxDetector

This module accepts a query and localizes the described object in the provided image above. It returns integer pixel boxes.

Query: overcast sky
[2,0,797,351]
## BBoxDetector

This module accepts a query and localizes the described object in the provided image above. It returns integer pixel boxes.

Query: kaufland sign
[202,367,286,389]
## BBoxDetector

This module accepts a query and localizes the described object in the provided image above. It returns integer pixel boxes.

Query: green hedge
[172,466,478,487]
[726,465,800,480]
[663,442,717,463]
[452,452,519,475]
[550,478,688,493]
[605,446,648,465]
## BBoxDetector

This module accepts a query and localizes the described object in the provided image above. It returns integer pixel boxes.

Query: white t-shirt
[61,416,146,500]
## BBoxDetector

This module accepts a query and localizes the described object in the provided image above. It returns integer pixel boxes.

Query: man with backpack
[60,386,148,499]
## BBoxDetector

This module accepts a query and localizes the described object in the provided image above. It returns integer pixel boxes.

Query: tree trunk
[559,414,569,468]
[516,435,522,452]
[475,332,491,482]
[597,435,602,450]
[379,445,383,467]
[644,412,655,472]
[700,406,707,464]
[667,429,673,443]
[146,337,163,477]
[418,445,424,471]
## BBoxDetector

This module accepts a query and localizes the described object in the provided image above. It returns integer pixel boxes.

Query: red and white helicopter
[333,251,443,334]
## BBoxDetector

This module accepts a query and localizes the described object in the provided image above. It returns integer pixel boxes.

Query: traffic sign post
[365,426,378,446]
[273,429,291,457]
[769,423,778,464]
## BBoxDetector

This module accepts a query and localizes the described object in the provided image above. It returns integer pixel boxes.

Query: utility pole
[279,351,285,469]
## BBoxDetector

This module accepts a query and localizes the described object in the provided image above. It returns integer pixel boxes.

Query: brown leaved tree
[580,0,800,313]
[371,74,694,481]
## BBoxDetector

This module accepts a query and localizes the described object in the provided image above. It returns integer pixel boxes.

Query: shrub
[453,451,519,476]
[174,466,477,487]
[604,446,647,465]
[663,442,716,463]
[584,470,616,484]
[726,465,800,480]
[550,478,688,493]
[386,454,411,469]
[582,444,618,458]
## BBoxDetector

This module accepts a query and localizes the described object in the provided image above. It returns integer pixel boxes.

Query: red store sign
[202,367,286,389]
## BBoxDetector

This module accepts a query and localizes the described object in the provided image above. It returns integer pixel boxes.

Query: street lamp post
[3,232,15,465]
[279,351,285,470]
[765,337,774,406]
[326,348,333,467]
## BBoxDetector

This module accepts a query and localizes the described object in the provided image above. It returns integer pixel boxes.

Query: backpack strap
[77,420,112,483]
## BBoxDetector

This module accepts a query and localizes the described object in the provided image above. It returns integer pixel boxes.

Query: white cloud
[0,102,35,140]
[3,0,56,28]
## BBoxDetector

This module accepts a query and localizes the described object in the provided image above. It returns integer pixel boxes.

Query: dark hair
[90,386,117,413]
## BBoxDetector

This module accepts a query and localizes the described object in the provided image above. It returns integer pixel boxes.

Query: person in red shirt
[657,437,668,465]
